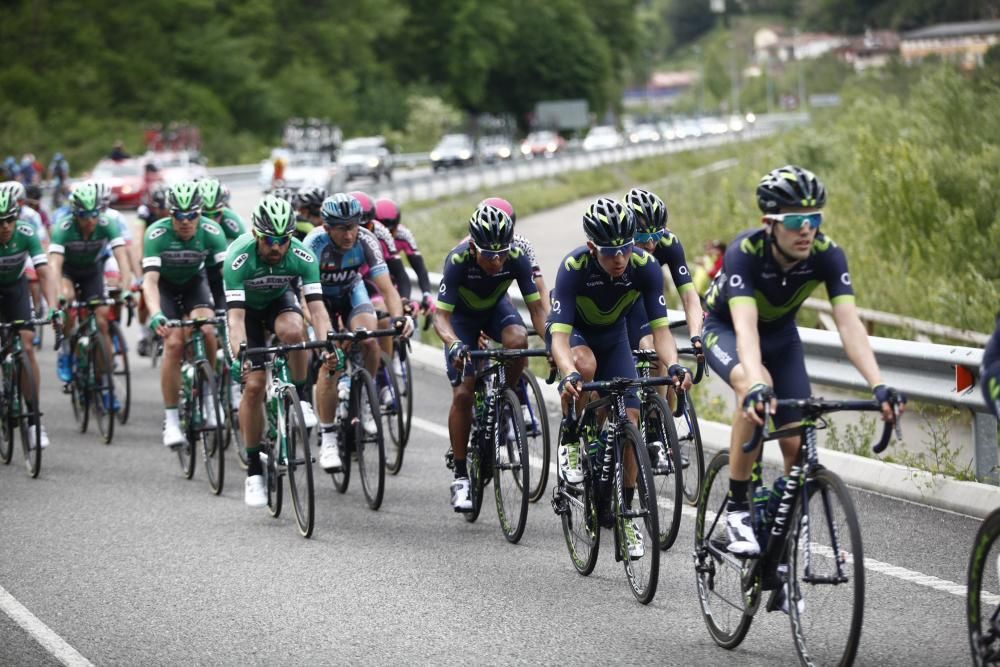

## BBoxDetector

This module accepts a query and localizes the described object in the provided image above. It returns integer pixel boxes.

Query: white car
[582,126,625,152]
[258,149,341,192]
[146,150,208,186]
[628,123,661,144]
[337,136,393,182]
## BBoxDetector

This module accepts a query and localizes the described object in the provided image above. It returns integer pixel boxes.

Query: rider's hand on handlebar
[229,358,244,385]
[322,347,346,372]
[392,315,415,338]
[447,340,468,371]
[872,384,906,422]
[741,382,775,426]
[420,292,436,315]
[667,363,693,391]
[558,371,583,400]
[690,335,704,358]
[149,311,168,337]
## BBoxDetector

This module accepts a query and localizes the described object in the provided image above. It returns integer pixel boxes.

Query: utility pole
[793,26,807,111]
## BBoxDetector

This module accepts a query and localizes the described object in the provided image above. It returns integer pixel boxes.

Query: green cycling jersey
[223,233,322,311]
[213,207,247,241]
[48,212,124,270]
[0,223,47,286]
[142,217,228,285]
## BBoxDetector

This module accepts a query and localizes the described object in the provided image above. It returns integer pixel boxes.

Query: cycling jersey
[704,228,854,331]
[513,234,541,280]
[391,224,433,295]
[17,206,45,243]
[437,240,539,315]
[137,205,159,229]
[49,212,125,271]
[0,223,46,286]
[294,216,314,242]
[367,221,399,259]
[626,230,695,347]
[223,233,322,310]
[303,226,386,301]
[983,313,1000,418]
[215,207,246,241]
[142,217,227,286]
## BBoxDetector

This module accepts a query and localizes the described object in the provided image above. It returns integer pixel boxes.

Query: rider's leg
[241,370,267,476]
[350,311,380,377]
[449,376,476,476]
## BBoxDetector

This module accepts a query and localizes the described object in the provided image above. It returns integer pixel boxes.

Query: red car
[91,158,146,209]
[519,131,565,158]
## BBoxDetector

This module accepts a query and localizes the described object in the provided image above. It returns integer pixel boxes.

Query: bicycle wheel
[109,321,131,425]
[16,360,42,478]
[69,343,89,433]
[969,508,1000,666]
[195,362,224,495]
[150,336,163,368]
[694,451,756,649]
[676,393,705,505]
[88,336,115,444]
[494,388,529,544]
[396,346,413,446]
[642,393,683,551]
[176,379,196,481]
[518,370,550,503]
[265,442,283,518]
[555,421,601,575]
[465,430,485,524]
[1,368,14,464]
[353,369,385,510]
[379,353,405,475]
[614,422,660,604]
[785,468,864,666]
[281,387,314,538]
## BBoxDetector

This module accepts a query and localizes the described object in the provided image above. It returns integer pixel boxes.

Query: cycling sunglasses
[594,240,634,257]
[472,242,510,260]
[75,209,101,219]
[0,214,17,226]
[767,211,822,231]
[634,229,664,245]
[171,210,200,221]
[255,231,292,247]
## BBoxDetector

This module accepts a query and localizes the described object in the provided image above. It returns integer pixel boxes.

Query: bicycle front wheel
[518,370,550,503]
[281,387,314,538]
[195,363,224,495]
[16,360,41,478]
[177,379,196,481]
[353,369,385,510]
[88,335,115,444]
[109,321,131,425]
[969,508,1000,666]
[676,393,705,505]
[494,388,529,544]
[785,468,864,667]
[1,367,15,464]
[397,346,413,446]
[642,393,683,550]
[615,422,660,604]
[556,420,600,575]
[379,353,405,475]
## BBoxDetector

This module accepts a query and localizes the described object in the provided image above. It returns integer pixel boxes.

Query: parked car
[628,123,662,144]
[338,136,393,182]
[258,149,341,192]
[582,126,625,152]
[519,131,564,158]
[430,134,476,170]
[90,158,146,209]
[478,135,514,163]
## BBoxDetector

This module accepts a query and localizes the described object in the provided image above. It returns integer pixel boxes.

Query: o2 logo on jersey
[292,247,315,263]
[438,283,447,295]
[231,252,249,270]
[148,227,167,240]
[550,298,561,314]
[729,275,745,289]
[841,272,851,286]
[678,265,689,276]
[658,295,666,306]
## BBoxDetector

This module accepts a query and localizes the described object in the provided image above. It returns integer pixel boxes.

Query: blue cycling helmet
[320,193,363,226]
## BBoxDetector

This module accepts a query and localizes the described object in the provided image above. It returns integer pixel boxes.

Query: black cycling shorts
[64,267,106,302]
[242,290,303,370]
[545,322,640,410]
[0,277,33,328]
[158,273,215,320]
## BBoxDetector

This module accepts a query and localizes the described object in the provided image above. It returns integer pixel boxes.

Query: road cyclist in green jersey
[198,178,247,242]
[0,184,61,448]
[143,182,229,449]
[224,195,334,508]
[701,164,905,570]
[48,182,134,411]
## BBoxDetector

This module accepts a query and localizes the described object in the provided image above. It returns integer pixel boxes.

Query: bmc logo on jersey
[19,225,34,237]
[201,223,221,235]
[231,253,249,270]
[292,247,315,263]
[148,227,167,240]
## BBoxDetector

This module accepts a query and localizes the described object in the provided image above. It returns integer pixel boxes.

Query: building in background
[901,20,1000,69]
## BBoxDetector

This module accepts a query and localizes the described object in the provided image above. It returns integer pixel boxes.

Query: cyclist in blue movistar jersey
[702,165,904,564]
[548,197,691,558]
[433,204,550,511]
[983,314,1000,419]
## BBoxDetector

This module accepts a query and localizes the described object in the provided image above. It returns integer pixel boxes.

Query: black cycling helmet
[320,192,363,226]
[296,185,327,212]
[147,182,169,210]
[468,204,514,250]
[24,184,42,202]
[756,165,826,213]
[624,187,667,233]
[270,186,295,203]
[582,197,634,246]
[168,181,202,213]
[252,195,295,236]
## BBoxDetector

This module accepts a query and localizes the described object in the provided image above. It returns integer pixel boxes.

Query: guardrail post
[974,411,999,485]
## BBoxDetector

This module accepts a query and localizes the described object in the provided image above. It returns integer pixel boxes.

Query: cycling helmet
[70,182,101,214]
[0,183,20,218]
[270,186,295,203]
[582,197,634,246]
[478,197,515,224]
[374,198,400,227]
[197,178,225,210]
[147,182,169,210]
[756,165,826,213]
[296,185,327,212]
[24,184,42,202]
[320,193,363,226]
[2,180,26,203]
[168,181,202,213]
[93,182,112,209]
[252,195,295,236]
[348,190,375,223]
[468,204,514,250]
[624,187,667,233]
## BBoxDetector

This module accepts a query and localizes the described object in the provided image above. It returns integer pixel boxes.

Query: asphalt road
[0,335,984,665]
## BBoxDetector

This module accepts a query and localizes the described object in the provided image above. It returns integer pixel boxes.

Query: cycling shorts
[158,273,215,321]
[703,314,810,426]
[64,267,107,302]
[0,277,33,328]
[545,322,639,409]
[324,281,375,329]
[444,297,525,386]
[243,290,303,371]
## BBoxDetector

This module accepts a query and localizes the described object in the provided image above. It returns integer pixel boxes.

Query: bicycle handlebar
[676,346,706,384]
[580,375,675,393]
[165,316,226,329]
[740,398,903,454]
[467,348,549,360]
[328,326,403,342]
[239,338,334,361]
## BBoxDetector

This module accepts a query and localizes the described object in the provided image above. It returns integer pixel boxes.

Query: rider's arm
[305,299,331,341]
[657,232,703,336]
[512,250,546,331]
[226,307,247,359]
[35,264,59,316]
[680,288,704,338]
[549,330,575,378]
[142,270,162,316]
[385,255,412,302]
[405,252,433,295]
[832,300,882,388]
[526,299,548,342]
[432,307,461,349]
[372,272,404,319]
[731,301,766,386]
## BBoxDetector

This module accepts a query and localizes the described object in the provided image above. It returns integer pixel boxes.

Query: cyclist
[303,194,414,472]
[2,182,47,320]
[478,196,548,305]
[0,185,60,447]
[198,178,246,242]
[142,182,228,448]
[374,197,436,316]
[548,197,691,558]
[701,165,904,562]
[224,195,332,507]
[433,204,549,512]
[136,183,171,356]
[95,182,142,304]
[982,314,1000,418]
[293,185,326,241]
[48,182,133,404]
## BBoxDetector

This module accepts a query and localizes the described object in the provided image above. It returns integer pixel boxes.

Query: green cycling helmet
[70,182,101,214]
[168,181,203,213]
[252,195,295,237]
[0,183,20,218]
[197,178,224,211]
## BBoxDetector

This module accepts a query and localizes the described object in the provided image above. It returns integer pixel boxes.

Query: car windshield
[589,127,616,136]
[94,162,139,177]
[439,135,470,147]
[527,132,554,143]
[341,144,380,156]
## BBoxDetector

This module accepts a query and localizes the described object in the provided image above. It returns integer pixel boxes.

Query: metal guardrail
[803,297,990,346]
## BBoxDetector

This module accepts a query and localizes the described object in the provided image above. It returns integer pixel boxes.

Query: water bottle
[336,374,351,421]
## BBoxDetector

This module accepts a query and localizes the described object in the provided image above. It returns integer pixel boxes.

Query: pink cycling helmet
[374,198,401,227]
[478,197,515,224]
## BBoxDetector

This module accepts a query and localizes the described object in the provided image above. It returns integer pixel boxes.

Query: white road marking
[413,417,1000,606]
[0,585,94,666]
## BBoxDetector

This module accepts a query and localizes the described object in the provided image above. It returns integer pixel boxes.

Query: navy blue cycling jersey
[302,226,387,300]
[650,230,695,293]
[547,245,669,339]
[704,228,854,331]
[983,313,1000,417]
[436,240,539,315]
